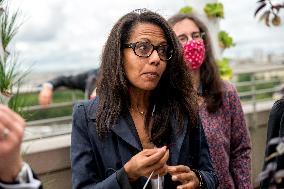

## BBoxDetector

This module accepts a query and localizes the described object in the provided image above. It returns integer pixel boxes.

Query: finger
[0,122,21,142]
[141,148,161,156]
[167,165,190,174]
[144,166,167,179]
[150,149,169,173]
[38,92,44,105]
[177,181,196,189]
[0,123,21,152]
[40,95,51,106]
[0,123,5,141]
[4,130,20,147]
[0,106,25,135]
[148,148,169,166]
[39,89,52,106]
[44,97,51,106]
[141,146,167,166]
[141,161,166,177]
[172,172,192,183]
[124,149,164,180]
[0,113,24,138]
[145,160,168,177]
[46,95,52,104]
[153,165,168,177]
[39,96,46,106]
[159,149,169,164]
[138,148,168,177]
[0,105,25,125]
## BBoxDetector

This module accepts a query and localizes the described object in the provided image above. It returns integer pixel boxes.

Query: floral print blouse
[199,81,252,189]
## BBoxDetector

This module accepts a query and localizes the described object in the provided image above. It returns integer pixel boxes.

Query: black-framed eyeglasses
[178,32,205,45]
[123,41,173,61]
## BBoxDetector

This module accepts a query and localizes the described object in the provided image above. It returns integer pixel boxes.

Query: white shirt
[151,176,164,189]
[0,163,41,189]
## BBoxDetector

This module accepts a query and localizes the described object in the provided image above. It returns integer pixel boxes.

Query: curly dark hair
[96,9,198,146]
[168,13,223,113]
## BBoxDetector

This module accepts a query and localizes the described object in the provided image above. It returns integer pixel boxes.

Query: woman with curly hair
[168,13,252,189]
[71,9,218,189]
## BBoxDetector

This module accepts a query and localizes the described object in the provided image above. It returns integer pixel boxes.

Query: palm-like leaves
[1,8,20,53]
[0,55,28,94]
[0,0,27,114]
[0,1,22,93]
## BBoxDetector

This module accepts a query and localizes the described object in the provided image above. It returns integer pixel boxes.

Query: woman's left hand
[167,165,200,189]
[0,105,25,182]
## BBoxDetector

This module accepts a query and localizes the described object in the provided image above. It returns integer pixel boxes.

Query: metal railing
[21,88,82,126]
[232,64,284,128]
[19,88,83,140]
[20,64,284,138]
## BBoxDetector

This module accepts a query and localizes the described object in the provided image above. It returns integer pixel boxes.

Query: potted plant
[179,6,193,14]
[0,0,25,107]
[217,58,233,81]
[204,3,224,19]
[218,30,235,49]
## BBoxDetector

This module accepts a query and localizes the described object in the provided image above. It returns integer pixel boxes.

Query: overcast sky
[8,0,284,72]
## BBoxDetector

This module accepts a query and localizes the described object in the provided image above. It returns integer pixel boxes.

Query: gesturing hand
[167,165,200,189]
[0,105,25,182]
[124,146,169,182]
[38,84,53,107]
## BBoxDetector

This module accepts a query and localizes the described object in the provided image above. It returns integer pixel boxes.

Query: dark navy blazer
[71,99,218,189]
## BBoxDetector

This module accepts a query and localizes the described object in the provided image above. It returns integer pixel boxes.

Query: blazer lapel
[170,117,188,165]
[87,99,141,151]
[111,115,142,151]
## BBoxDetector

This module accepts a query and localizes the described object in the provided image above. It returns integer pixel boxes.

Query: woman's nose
[148,50,160,65]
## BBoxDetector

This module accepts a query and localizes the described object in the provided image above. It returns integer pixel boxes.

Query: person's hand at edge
[0,105,25,182]
[38,83,53,107]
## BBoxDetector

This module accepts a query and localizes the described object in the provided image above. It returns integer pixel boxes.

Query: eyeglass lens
[131,42,172,61]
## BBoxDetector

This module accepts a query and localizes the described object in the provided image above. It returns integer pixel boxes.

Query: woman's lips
[142,72,159,79]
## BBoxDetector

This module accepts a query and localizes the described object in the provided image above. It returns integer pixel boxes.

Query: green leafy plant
[0,56,27,95]
[179,6,193,14]
[217,58,233,80]
[0,0,26,113]
[204,3,224,19]
[1,7,20,53]
[218,31,235,49]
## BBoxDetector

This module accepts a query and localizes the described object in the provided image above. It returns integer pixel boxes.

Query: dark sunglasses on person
[123,41,173,61]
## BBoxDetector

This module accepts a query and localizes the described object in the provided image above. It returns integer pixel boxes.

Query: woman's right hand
[123,146,169,182]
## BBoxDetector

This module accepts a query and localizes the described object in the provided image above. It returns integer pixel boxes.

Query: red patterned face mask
[183,40,205,70]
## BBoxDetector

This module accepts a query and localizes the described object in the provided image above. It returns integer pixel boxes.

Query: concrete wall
[245,106,272,187]
[22,102,272,189]
[22,135,71,189]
